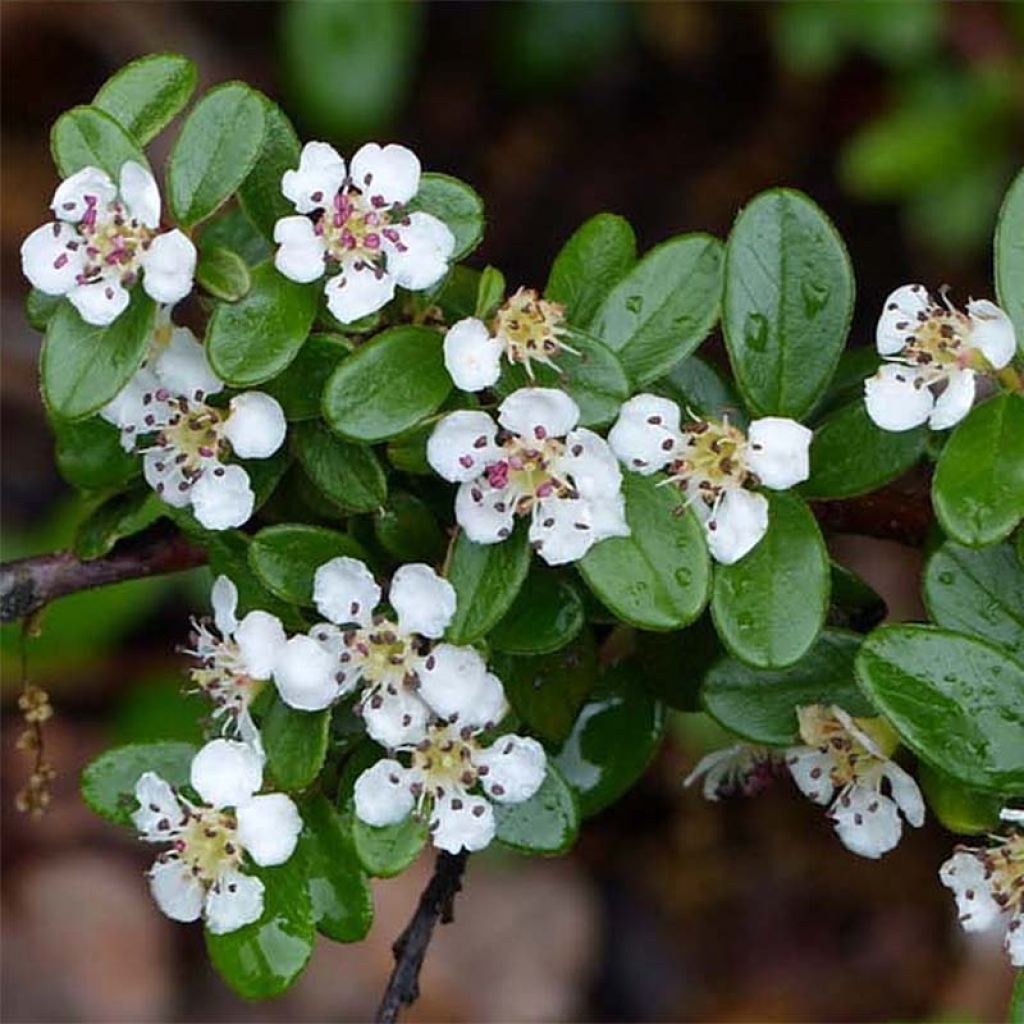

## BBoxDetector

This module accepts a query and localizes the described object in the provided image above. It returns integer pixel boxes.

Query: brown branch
[375,851,469,1024]
[0,524,207,624]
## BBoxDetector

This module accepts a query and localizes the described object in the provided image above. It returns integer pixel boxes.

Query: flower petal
[100,365,162,447]
[119,161,161,228]
[143,447,194,508]
[1006,910,1024,967]
[235,611,287,680]
[68,279,130,326]
[427,410,500,483]
[362,688,431,750]
[211,575,239,638]
[882,761,925,828]
[443,317,503,392]
[350,143,421,206]
[745,417,812,490]
[223,392,286,459]
[204,870,264,934]
[418,643,489,722]
[928,368,975,431]
[386,212,454,291]
[864,364,934,432]
[454,479,516,545]
[967,299,1016,369]
[273,215,326,283]
[876,284,930,356]
[939,850,1003,932]
[190,738,263,808]
[20,222,85,295]
[190,464,255,531]
[353,758,415,827]
[562,428,623,498]
[325,260,395,323]
[236,793,302,866]
[282,141,346,214]
[147,858,204,923]
[143,230,196,305]
[51,166,116,222]
[430,792,495,854]
[313,556,380,626]
[830,785,903,859]
[273,634,341,711]
[476,734,545,804]
[152,326,222,400]
[530,496,602,566]
[786,745,835,805]
[390,563,457,639]
[607,394,680,473]
[132,772,184,839]
[704,488,769,565]
[498,387,579,440]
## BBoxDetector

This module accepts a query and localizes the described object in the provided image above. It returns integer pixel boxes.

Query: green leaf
[373,491,446,564]
[923,539,1024,662]
[494,764,579,855]
[933,394,1024,547]
[300,795,372,942]
[490,566,585,656]
[322,326,450,442]
[801,399,926,499]
[199,205,272,266]
[196,245,251,302]
[994,168,1024,353]
[475,266,506,319]
[545,212,637,327]
[408,173,484,261]
[434,265,481,321]
[74,488,165,560]
[654,355,746,423]
[206,262,318,386]
[292,420,387,513]
[42,289,156,420]
[495,631,597,744]
[263,696,330,791]
[634,613,722,711]
[855,625,1024,793]
[702,629,872,745]
[50,105,148,179]
[591,234,724,386]
[249,523,367,605]
[578,473,711,631]
[205,854,314,999]
[81,741,195,826]
[917,763,1004,836]
[828,561,887,633]
[238,97,301,239]
[261,333,351,422]
[445,527,531,644]
[351,810,427,878]
[811,346,881,420]
[554,667,666,816]
[93,53,196,146]
[25,289,63,332]
[53,415,138,490]
[1011,970,1024,1024]
[722,188,855,419]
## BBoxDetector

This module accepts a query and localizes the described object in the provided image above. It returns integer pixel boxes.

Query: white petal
[100,365,161,445]
[745,417,813,490]
[281,141,346,214]
[353,758,415,827]
[430,792,495,854]
[939,851,1003,933]
[455,479,516,545]
[273,215,326,283]
[562,429,623,499]
[704,488,769,565]
[119,161,161,228]
[882,761,925,828]
[362,689,431,750]
[205,870,264,934]
[1000,807,1024,825]
[684,746,747,802]
[325,260,395,323]
[498,387,579,440]
[426,410,501,483]
[608,394,680,473]
[313,556,380,626]
[350,142,421,206]
[20,222,85,295]
[142,230,196,305]
[68,278,130,326]
[143,447,194,508]
[476,735,546,804]
[51,166,116,222]
[390,563,457,639]
[928,368,975,431]
[235,611,287,680]
[530,496,602,566]
[968,299,1016,369]
[190,738,263,808]
[273,634,341,711]
[876,284,931,356]
[418,643,489,720]
[152,326,222,400]
[864,364,934,432]
[1006,911,1024,967]
[586,493,630,544]
[830,785,903,859]
[236,794,302,866]
[132,772,184,839]
[308,622,365,695]
[223,392,287,459]
[786,745,836,805]
[211,575,239,638]
[386,212,454,292]
[617,393,682,432]
[443,318,503,392]
[147,858,204,923]
[190,464,255,531]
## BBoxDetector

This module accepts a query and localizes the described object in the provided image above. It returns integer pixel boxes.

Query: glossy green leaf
[199,205,272,266]
[918,763,1004,836]
[167,82,266,228]
[702,629,872,745]
[373,491,446,564]
[654,354,746,423]
[206,261,318,386]
[995,167,1024,353]
[445,527,531,644]
[93,53,197,146]
[811,346,881,420]
[74,488,165,560]
[434,265,481,321]
[238,97,301,239]
[933,394,1024,547]
[263,696,330,791]
[722,188,855,419]
[408,173,484,261]
[81,741,195,826]
[923,539,1024,662]
[323,326,450,442]
[196,245,251,302]
[42,289,156,420]
[711,491,829,668]
[475,265,506,319]
[802,399,927,499]
[1011,971,1024,1024]
[855,625,1024,792]
[490,566,585,656]
[578,473,711,631]
[351,811,427,878]
[292,420,387,513]
[261,333,350,422]
[53,415,138,490]
[50,105,148,179]
[249,523,367,605]
[545,212,637,327]
[25,289,63,331]
[494,764,579,855]
[591,233,723,385]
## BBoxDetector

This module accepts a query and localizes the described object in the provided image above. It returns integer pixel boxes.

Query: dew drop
[937,571,956,585]
[800,278,830,317]
[743,312,769,352]
[625,295,643,315]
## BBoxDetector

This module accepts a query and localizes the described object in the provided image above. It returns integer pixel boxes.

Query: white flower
[864,284,1016,432]
[442,288,580,392]
[132,738,301,934]
[427,387,629,565]
[353,715,546,854]
[683,743,785,800]
[939,808,1024,967]
[99,315,286,530]
[21,163,196,326]
[785,705,924,859]
[607,394,811,565]
[273,141,454,324]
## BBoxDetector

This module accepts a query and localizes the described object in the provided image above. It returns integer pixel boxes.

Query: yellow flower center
[667,417,751,504]
[78,200,154,287]
[491,288,572,378]
[175,806,241,882]
[797,705,898,787]
[412,724,481,794]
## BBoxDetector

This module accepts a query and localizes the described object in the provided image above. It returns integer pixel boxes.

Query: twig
[375,851,469,1024]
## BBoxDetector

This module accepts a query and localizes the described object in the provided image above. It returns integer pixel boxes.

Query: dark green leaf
[434,265,481,321]
[25,289,63,331]
[828,561,887,632]
[50,105,148,179]
[995,167,1024,353]
[373,491,446,564]
[811,346,881,420]
[722,188,855,419]
[196,245,251,302]
[74,488,165,560]
[238,97,301,239]
[494,764,579,855]
[261,333,351,422]
[654,354,746,424]
[407,173,484,261]
[634,613,723,711]
[490,566,585,656]
[263,696,330,791]
[918,763,1004,836]
[292,420,387,513]
[53,415,138,490]
[578,473,711,631]
[351,810,427,878]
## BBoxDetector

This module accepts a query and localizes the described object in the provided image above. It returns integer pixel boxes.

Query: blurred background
[2,2,1022,1020]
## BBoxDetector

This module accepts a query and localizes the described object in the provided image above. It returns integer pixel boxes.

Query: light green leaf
[351,810,427,878]
[475,266,506,319]
[918,763,1003,836]
[995,167,1024,352]
[51,105,148,179]
[494,765,579,855]
[408,173,484,261]
[196,245,251,302]
[238,97,301,239]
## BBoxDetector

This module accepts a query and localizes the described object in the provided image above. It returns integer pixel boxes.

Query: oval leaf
[654,354,746,423]
[918,763,1004,836]
[494,764,579,855]
[995,168,1024,353]
[238,97,301,239]
[373,491,446,565]
[407,172,484,261]
[490,566,585,656]
[51,105,148,179]
[292,420,387,513]
[53,415,138,490]
[263,696,330,791]
[196,245,251,302]
[74,488,165,560]
[351,811,427,878]
[262,333,350,422]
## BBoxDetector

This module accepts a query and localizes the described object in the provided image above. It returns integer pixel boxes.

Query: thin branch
[375,851,469,1024]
